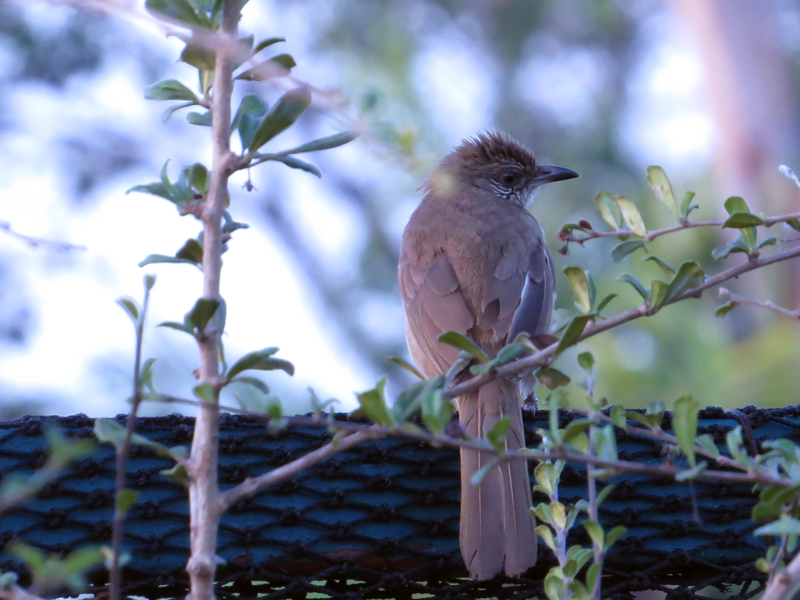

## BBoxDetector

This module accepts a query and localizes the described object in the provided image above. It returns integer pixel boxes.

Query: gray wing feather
[508,244,556,342]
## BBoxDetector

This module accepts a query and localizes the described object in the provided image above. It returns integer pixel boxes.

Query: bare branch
[719,287,800,320]
[560,211,800,246]
[218,429,381,509]
[0,221,85,252]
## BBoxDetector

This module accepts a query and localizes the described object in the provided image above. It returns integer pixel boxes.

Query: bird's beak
[532,165,579,186]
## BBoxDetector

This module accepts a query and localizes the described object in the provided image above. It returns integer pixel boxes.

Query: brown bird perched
[398,131,578,579]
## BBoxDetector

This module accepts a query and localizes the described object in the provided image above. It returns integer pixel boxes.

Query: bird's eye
[501,172,517,186]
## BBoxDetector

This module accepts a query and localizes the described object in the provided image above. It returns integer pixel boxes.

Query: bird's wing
[478,231,555,346]
[399,252,475,377]
[508,237,556,342]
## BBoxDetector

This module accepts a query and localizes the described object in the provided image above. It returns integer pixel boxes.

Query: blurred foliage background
[1,0,799,419]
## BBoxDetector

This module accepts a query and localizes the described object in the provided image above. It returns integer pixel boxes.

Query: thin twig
[0,221,85,252]
[109,281,152,600]
[719,287,800,320]
[560,211,800,246]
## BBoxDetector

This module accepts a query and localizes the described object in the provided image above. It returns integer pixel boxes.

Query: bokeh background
[1,0,799,419]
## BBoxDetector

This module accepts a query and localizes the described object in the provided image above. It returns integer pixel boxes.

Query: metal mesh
[0,406,792,599]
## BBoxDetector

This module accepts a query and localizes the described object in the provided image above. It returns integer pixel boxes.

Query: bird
[397,131,578,580]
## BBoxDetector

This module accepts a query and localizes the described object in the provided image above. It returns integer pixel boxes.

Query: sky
[0,1,717,418]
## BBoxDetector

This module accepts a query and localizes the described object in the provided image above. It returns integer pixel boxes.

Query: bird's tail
[458,378,537,580]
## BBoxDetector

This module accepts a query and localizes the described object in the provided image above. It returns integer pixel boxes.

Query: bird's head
[428,131,578,208]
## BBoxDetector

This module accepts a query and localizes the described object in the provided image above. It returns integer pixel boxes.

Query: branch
[109,282,152,600]
[762,550,800,600]
[560,211,800,246]
[0,221,85,252]
[0,585,44,600]
[151,395,789,489]
[719,287,800,320]
[185,3,239,600]
[445,244,800,399]
[218,429,381,509]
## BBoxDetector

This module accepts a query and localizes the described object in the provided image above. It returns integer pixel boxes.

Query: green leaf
[249,85,312,152]
[386,356,424,380]
[270,155,322,178]
[470,457,502,487]
[596,293,617,313]
[162,101,196,123]
[117,297,139,325]
[672,395,699,467]
[675,461,707,481]
[646,166,679,218]
[680,191,698,217]
[610,405,626,428]
[355,378,394,426]
[188,298,220,333]
[494,343,528,365]
[642,255,676,277]
[611,240,646,263]
[594,191,619,230]
[193,383,215,404]
[138,254,199,268]
[712,233,753,260]
[714,301,737,318]
[696,433,720,459]
[554,315,593,358]
[161,463,189,487]
[563,418,592,445]
[537,367,571,390]
[563,266,592,313]
[758,236,778,249]
[605,525,627,549]
[577,352,595,372]
[420,388,454,435]
[126,182,173,202]
[755,517,800,536]
[227,347,295,379]
[787,219,800,232]
[723,212,764,228]
[618,273,649,303]
[276,131,358,155]
[116,488,140,516]
[486,418,511,450]
[144,79,199,103]
[230,376,269,394]
[614,195,647,236]
[187,110,213,127]
[176,238,204,264]
[438,331,489,362]
[726,426,749,465]
[232,94,267,132]
[662,261,704,305]
[268,53,296,70]
[180,42,215,71]
[254,36,286,53]
[536,525,557,552]
[158,321,195,334]
[145,0,206,25]
[584,520,604,549]
[596,484,615,506]
[724,196,751,215]
[586,563,601,594]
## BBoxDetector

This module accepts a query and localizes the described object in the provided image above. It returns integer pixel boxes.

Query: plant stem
[185,4,239,600]
[109,282,151,600]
